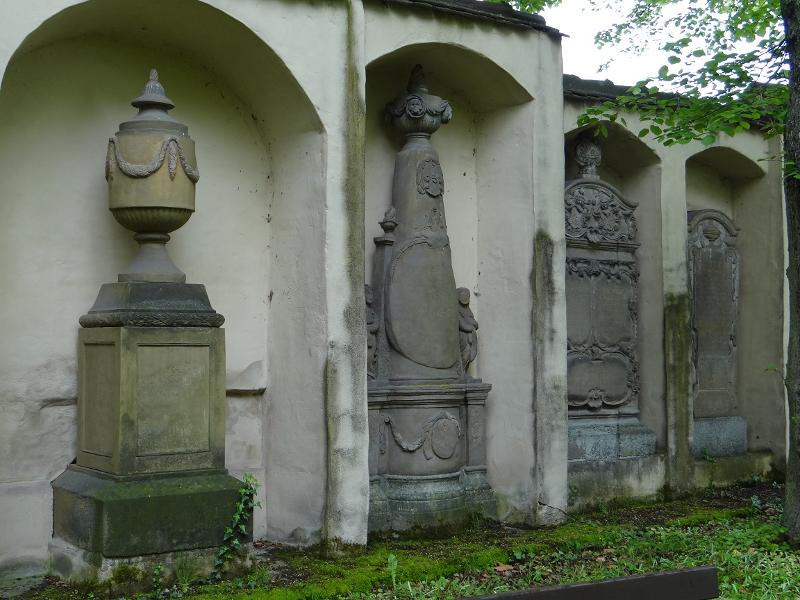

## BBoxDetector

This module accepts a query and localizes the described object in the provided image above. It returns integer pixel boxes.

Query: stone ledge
[692,450,773,488]
[568,417,657,462]
[568,454,667,511]
[692,416,748,458]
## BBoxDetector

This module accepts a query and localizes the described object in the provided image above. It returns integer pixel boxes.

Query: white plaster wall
[686,162,734,217]
[0,37,273,571]
[0,0,342,572]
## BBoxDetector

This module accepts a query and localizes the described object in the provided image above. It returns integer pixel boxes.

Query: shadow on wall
[0,0,325,576]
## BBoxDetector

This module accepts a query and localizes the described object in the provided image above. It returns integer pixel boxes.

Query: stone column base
[52,466,247,561]
[48,537,230,582]
[368,468,495,532]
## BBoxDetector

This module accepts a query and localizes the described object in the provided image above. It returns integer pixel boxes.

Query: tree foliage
[575,0,787,150]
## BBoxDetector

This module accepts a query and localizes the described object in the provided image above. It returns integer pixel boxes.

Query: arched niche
[685,145,782,462]
[0,0,326,557]
[364,42,536,511]
[365,43,533,292]
[563,123,665,453]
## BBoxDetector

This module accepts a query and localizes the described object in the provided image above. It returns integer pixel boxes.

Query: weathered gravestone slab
[564,137,655,461]
[688,210,746,457]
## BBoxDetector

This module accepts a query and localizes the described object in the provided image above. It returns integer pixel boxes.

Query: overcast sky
[540,0,667,85]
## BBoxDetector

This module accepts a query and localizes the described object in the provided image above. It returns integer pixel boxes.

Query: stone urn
[105,68,199,283]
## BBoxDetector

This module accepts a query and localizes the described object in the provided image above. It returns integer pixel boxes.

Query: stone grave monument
[367,65,493,531]
[564,137,656,462]
[51,70,244,575]
[687,210,745,456]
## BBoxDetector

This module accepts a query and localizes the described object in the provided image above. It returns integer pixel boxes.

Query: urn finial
[386,64,452,137]
[105,69,199,283]
[407,64,429,94]
[575,137,602,179]
[131,68,176,114]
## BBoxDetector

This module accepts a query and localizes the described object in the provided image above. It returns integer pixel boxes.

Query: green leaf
[668,55,681,64]
[638,128,650,137]
[701,134,716,146]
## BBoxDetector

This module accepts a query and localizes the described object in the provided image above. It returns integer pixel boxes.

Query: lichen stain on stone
[323,0,369,550]
[531,230,556,343]
[664,292,693,491]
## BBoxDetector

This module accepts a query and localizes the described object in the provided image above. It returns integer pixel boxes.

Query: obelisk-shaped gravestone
[367,66,493,531]
[376,65,461,381]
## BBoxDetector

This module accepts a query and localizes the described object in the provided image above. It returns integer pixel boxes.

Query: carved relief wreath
[379,411,462,460]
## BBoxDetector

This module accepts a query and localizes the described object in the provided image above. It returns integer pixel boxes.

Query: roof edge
[563,74,633,101]
[369,0,563,37]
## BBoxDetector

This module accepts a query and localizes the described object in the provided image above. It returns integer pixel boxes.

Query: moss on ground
[23,482,796,600]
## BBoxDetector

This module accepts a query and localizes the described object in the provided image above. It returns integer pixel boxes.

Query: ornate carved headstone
[564,137,655,461]
[367,66,493,531]
[688,210,746,456]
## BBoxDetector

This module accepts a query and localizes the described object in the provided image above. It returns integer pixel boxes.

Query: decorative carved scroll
[565,184,637,245]
[565,138,640,412]
[566,258,640,409]
[688,210,739,417]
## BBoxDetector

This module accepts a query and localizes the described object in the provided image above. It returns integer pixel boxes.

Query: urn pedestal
[51,71,246,579]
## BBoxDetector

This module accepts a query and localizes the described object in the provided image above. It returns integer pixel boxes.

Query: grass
[23,482,800,600]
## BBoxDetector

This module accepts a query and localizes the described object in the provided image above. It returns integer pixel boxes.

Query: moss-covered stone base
[692,451,773,488]
[368,468,496,532]
[48,537,229,583]
[568,454,667,511]
[52,466,246,560]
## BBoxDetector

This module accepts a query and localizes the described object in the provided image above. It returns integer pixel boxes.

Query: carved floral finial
[131,67,175,113]
[385,64,452,136]
[575,138,602,179]
[407,64,429,94]
[380,206,398,234]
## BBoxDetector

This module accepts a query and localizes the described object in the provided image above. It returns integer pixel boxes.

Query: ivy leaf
[701,134,716,145]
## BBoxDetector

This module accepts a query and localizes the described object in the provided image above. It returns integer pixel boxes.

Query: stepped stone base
[367,381,493,531]
[52,466,246,560]
[369,467,495,532]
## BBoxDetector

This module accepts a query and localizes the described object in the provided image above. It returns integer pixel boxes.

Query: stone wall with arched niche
[0,0,329,574]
